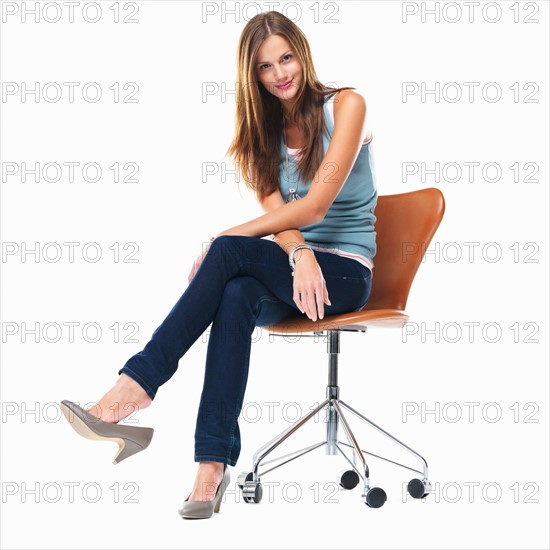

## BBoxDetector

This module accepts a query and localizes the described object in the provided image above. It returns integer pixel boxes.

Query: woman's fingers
[315,283,325,320]
[188,253,204,283]
[294,282,326,321]
[304,289,317,321]
[324,285,331,306]
[293,288,305,314]
[292,260,329,321]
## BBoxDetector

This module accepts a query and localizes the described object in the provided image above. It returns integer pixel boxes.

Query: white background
[1,1,548,549]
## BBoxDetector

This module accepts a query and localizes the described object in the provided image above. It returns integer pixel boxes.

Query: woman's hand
[292,252,331,321]
[188,244,212,284]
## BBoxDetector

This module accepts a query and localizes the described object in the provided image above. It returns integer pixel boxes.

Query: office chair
[237,188,446,508]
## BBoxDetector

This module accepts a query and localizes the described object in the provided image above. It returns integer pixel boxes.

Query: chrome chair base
[238,329,432,508]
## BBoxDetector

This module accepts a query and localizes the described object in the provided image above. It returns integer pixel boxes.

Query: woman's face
[255,34,302,111]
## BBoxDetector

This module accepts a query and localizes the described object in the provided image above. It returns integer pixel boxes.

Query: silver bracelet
[288,245,314,275]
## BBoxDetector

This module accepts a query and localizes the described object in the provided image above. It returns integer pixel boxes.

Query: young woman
[60,10,377,520]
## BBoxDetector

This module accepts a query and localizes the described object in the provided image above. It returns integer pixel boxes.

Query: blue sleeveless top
[278,91,378,269]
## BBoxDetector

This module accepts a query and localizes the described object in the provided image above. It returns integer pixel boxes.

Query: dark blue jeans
[119,235,373,467]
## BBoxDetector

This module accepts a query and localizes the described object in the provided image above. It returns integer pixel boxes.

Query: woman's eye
[259,55,292,71]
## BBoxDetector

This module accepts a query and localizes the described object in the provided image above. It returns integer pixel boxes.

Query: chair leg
[249,398,330,481]
[337,399,430,483]
[331,401,388,507]
[331,400,370,488]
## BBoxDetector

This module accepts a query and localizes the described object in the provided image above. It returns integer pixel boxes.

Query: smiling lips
[276,80,292,89]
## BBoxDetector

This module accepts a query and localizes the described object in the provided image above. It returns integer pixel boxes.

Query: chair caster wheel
[364,487,387,508]
[407,478,431,499]
[237,471,254,489]
[338,469,360,490]
[242,481,263,503]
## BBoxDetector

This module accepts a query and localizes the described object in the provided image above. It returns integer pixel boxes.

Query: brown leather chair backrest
[361,188,445,312]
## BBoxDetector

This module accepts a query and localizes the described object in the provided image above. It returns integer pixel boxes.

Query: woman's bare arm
[216,91,367,240]
[215,191,321,240]
[259,189,314,263]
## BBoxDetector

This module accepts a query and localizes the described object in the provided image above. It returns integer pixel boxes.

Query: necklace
[282,116,302,203]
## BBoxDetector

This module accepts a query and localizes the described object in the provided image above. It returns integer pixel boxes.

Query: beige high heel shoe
[59,400,154,464]
[178,464,230,519]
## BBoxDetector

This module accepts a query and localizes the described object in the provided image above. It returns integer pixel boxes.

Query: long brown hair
[225,11,355,203]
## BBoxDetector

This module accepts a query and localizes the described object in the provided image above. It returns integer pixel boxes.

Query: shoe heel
[112,438,146,464]
[214,466,229,513]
